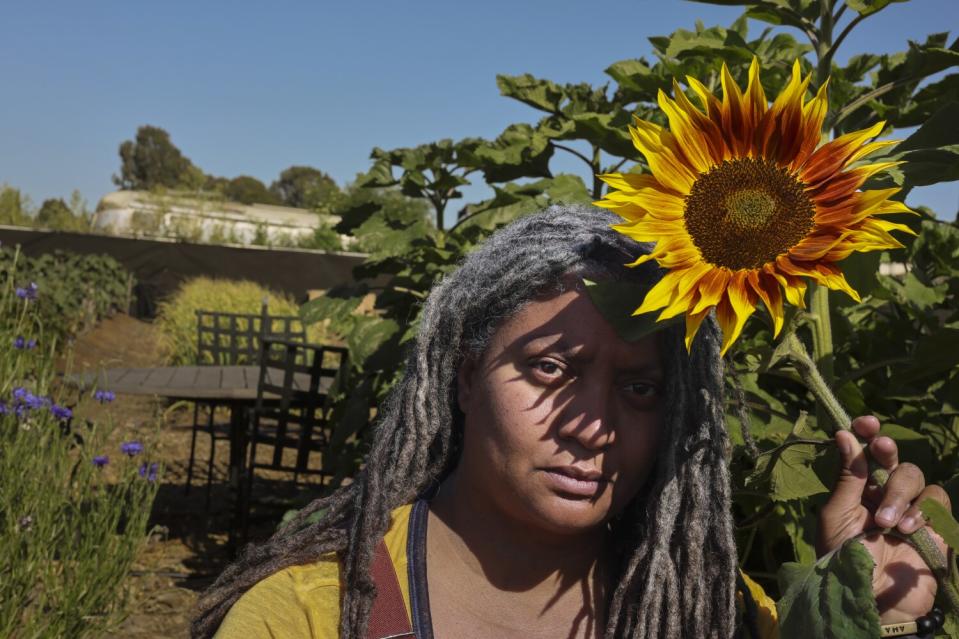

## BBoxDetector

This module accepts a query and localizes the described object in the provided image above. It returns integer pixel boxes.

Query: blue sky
[1,0,956,223]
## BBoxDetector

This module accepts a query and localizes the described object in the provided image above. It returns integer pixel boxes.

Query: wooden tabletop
[69,365,318,401]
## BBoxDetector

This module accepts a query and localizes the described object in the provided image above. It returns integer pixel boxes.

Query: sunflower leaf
[747,412,831,501]
[844,0,908,17]
[919,498,959,553]
[582,279,683,343]
[776,540,880,639]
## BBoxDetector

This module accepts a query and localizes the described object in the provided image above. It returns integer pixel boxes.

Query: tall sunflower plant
[595,57,959,634]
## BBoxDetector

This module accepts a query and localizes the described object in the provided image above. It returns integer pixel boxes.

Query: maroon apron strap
[366,539,415,639]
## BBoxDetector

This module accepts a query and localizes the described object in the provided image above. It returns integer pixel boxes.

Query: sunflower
[596,58,913,355]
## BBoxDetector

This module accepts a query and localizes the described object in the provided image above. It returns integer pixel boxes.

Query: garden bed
[66,314,229,638]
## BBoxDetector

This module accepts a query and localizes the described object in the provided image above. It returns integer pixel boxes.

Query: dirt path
[65,314,234,638]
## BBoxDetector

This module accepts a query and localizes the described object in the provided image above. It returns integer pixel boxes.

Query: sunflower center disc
[725,189,777,229]
[683,158,815,270]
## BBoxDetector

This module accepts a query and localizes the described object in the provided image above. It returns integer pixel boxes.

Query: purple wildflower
[138,462,159,482]
[13,336,24,349]
[50,404,72,421]
[121,440,143,456]
[92,455,110,468]
[15,282,38,301]
[0,402,6,415]
[11,388,45,411]
[26,338,36,349]
[18,515,33,532]
[93,390,116,403]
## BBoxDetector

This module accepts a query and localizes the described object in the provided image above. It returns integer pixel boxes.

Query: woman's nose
[555,382,616,450]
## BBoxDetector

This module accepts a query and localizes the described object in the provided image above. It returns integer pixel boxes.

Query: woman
[194,205,948,638]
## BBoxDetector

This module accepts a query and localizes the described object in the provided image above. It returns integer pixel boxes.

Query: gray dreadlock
[192,204,739,639]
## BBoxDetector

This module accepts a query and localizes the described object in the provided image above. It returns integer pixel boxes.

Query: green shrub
[0,247,160,637]
[155,277,324,365]
[0,246,132,343]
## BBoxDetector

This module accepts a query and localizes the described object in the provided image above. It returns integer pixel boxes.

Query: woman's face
[455,281,664,537]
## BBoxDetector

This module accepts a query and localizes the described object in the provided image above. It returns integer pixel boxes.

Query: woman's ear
[456,355,477,413]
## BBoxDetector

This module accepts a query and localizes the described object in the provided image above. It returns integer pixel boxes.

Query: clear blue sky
[1,0,956,222]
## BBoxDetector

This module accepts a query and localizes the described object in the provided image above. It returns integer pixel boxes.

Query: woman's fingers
[850,415,881,440]
[869,436,899,472]
[875,462,926,528]
[817,429,870,553]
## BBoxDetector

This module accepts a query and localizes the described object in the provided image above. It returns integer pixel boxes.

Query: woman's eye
[623,382,659,399]
[530,359,564,379]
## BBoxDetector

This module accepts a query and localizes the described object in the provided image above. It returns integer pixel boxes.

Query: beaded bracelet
[879,607,944,638]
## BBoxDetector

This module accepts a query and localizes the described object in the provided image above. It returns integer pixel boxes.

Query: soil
[62,313,305,638]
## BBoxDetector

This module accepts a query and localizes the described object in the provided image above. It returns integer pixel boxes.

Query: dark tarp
[0,226,371,317]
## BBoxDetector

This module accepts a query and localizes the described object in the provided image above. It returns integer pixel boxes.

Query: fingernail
[878,507,898,525]
[899,516,918,532]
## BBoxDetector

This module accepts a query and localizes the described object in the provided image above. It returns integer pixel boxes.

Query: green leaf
[570,111,635,158]
[345,316,399,369]
[456,174,589,232]
[776,541,881,639]
[299,294,365,329]
[581,278,682,342]
[844,0,908,17]
[879,423,935,471]
[779,500,819,564]
[897,328,959,385]
[877,100,959,154]
[748,413,831,501]
[919,497,959,553]
[605,58,671,100]
[496,74,564,113]
[467,123,554,183]
[834,250,882,303]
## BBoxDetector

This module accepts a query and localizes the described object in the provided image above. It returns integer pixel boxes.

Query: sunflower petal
[597,172,663,192]
[658,86,716,174]
[658,263,712,319]
[634,270,687,315]
[747,271,785,337]
[684,307,711,352]
[801,121,885,186]
[690,268,731,314]
[715,289,756,356]
[629,118,699,193]
[720,62,748,156]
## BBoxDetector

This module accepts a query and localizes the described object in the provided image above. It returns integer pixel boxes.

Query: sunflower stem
[784,331,847,431]
[784,331,959,617]
[809,284,836,382]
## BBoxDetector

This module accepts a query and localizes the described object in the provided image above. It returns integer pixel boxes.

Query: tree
[270,166,340,211]
[222,176,281,206]
[113,125,200,191]
[35,193,94,232]
[0,185,34,226]
[36,198,73,229]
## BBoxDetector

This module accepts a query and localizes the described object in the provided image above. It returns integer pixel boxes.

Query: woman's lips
[542,466,607,498]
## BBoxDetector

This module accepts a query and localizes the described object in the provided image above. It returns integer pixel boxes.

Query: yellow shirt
[215,504,413,638]
[215,503,778,638]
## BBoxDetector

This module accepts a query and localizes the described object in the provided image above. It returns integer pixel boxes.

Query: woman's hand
[817,415,951,623]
